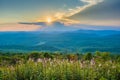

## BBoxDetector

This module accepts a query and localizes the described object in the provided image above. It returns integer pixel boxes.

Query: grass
[0,51,120,80]
[0,59,120,80]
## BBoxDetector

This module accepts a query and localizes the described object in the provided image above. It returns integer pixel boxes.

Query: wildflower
[109,60,113,63]
[99,64,102,67]
[28,58,34,62]
[106,63,109,66]
[107,70,110,74]
[53,58,57,62]
[37,58,42,63]
[50,61,53,66]
[62,59,65,62]
[35,62,38,65]
[112,66,116,68]
[90,58,95,66]
[70,60,73,64]
[80,63,83,68]
[48,58,51,61]
[10,66,15,71]
[80,60,84,68]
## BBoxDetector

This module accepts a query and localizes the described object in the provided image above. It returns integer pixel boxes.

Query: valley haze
[0,29,120,54]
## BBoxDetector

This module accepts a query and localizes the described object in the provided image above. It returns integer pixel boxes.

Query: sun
[46,17,52,23]
[37,16,55,24]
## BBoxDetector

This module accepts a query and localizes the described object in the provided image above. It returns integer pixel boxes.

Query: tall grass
[0,58,120,80]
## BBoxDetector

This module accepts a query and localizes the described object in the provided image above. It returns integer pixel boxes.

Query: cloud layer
[66,0,103,17]
[70,0,120,26]
[0,0,120,31]
[36,0,104,25]
[0,23,41,31]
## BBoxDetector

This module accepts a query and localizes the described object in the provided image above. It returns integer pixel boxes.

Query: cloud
[19,21,120,31]
[81,0,103,3]
[49,0,104,25]
[0,23,41,31]
[69,0,120,26]
[66,0,103,17]
[19,0,120,28]
[79,20,120,26]
[73,24,120,30]
[36,0,103,25]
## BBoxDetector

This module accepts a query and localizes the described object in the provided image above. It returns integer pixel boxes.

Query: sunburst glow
[46,17,52,23]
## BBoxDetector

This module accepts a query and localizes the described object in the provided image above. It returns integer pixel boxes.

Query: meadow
[0,51,120,80]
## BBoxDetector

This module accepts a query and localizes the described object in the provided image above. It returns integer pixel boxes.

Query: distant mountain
[0,30,120,53]
[19,22,79,32]
[19,21,120,31]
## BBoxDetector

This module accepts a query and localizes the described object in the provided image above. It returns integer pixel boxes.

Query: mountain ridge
[0,30,120,53]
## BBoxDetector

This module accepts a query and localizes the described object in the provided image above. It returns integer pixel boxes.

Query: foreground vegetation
[0,51,120,80]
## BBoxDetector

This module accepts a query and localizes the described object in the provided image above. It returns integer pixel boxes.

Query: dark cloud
[70,0,120,21]
[19,21,120,31]
[19,22,80,31]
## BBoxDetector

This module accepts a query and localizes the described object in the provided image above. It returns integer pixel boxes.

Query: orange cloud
[0,23,41,31]
[36,0,103,25]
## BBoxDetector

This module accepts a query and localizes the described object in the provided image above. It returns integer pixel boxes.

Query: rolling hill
[0,30,120,53]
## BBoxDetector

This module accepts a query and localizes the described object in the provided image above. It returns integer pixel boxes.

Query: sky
[0,0,120,31]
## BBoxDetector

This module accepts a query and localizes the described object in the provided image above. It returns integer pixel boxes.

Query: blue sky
[0,0,84,23]
[0,0,120,31]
